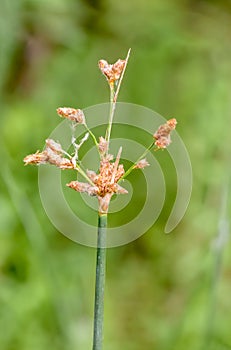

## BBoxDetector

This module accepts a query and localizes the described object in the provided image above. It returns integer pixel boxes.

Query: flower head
[67,147,127,213]
[67,181,98,196]
[23,138,74,170]
[57,107,85,124]
[153,118,177,149]
[98,136,108,157]
[98,59,126,85]
[24,151,48,165]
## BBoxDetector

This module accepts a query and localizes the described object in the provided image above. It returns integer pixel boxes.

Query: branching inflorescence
[23,50,177,350]
[24,50,177,214]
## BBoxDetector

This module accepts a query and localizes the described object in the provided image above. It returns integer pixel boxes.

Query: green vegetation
[0,0,231,349]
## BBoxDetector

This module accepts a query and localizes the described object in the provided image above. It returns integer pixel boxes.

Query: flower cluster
[98,59,126,85]
[153,118,177,149]
[56,107,85,124]
[67,148,127,213]
[24,53,177,214]
[24,139,74,169]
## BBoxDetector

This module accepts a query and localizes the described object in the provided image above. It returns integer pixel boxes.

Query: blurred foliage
[0,0,231,349]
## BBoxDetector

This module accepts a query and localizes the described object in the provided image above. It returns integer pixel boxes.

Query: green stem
[105,84,115,150]
[92,213,107,350]
[74,164,95,186]
[84,123,99,149]
[120,142,156,180]
[112,48,131,104]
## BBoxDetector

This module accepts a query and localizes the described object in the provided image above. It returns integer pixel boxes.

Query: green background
[0,0,231,349]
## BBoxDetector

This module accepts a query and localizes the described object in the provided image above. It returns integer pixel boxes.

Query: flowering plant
[24,50,177,350]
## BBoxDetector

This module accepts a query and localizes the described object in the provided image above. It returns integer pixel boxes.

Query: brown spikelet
[134,158,150,169]
[153,118,177,149]
[98,59,126,84]
[24,139,75,169]
[24,151,48,165]
[67,147,127,212]
[66,181,98,196]
[57,107,85,124]
[98,136,108,156]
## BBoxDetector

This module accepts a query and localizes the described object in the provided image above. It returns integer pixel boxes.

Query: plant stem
[92,213,107,350]
[75,164,95,186]
[105,84,115,151]
[120,142,156,180]
[113,48,131,104]
[84,122,99,149]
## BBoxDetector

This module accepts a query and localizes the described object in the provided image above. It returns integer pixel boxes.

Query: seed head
[98,59,126,84]
[57,107,85,124]
[45,139,63,153]
[67,148,127,213]
[24,151,48,165]
[93,157,125,197]
[66,181,98,196]
[23,138,74,169]
[153,118,177,149]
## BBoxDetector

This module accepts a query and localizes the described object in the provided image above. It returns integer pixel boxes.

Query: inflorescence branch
[24,51,177,214]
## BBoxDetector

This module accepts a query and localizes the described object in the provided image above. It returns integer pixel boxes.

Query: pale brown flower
[66,181,98,196]
[98,136,108,156]
[114,184,128,194]
[134,158,150,169]
[24,139,74,169]
[86,170,97,182]
[94,158,125,197]
[45,139,63,154]
[67,148,127,213]
[57,107,85,124]
[24,151,48,165]
[153,118,177,149]
[47,153,74,169]
[98,59,126,84]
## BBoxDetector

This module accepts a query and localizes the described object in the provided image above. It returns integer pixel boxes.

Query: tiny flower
[134,158,150,169]
[45,138,74,169]
[113,59,126,80]
[115,184,128,194]
[153,118,177,149]
[67,147,127,213]
[57,107,85,124]
[114,164,125,182]
[98,136,108,156]
[45,139,63,153]
[49,156,74,170]
[104,154,114,162]
[98,58,126,84]
[166,118,177,129]
[24,139,74,170]
[66,181,98,196]
[24,151,48,165]
[86,170,97,182]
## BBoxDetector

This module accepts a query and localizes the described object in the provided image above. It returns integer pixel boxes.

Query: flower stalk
[93,213,107,350]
